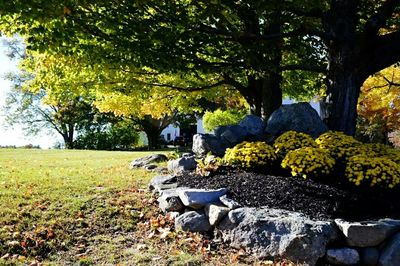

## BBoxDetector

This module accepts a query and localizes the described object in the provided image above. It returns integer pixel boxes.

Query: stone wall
[149,174,400,266]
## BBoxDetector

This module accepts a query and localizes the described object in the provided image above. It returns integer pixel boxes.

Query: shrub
[223,141,277,169]
[363,143,400,164]
[274,131,317,158]
[202,109,246,132]
[315,131,361,161]
[345,155,400,189]
[281,147,335,179]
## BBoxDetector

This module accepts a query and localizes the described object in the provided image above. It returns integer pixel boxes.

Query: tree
[357,64,400,143]
[321,0,400,135]
[74,119,140,150]
[4,84,95,149]
[1,1,398,135]
[13,49,246,148]
[0,0,325,120]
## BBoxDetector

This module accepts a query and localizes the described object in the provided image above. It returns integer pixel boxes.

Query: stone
[166,211,180,220]
[148,175,177,191]
[214,126,228,138]
[175,211,212,232]
[326,248,360,265]
[218,207,338,266]
[239,115,266,136]
[335,219,400,247]
[129,154,167,168]
[152,167,169,174]
[205,203,230,227]
[143,164,157,170]
[379,218,400,228]
[178,188,228,209]
[152,183,178,195]
[157,194,184,213]
[219,195,241,210]
[361,247,380,266]
[167,155,197,173]
[220,125,248,145]
[158,187,189,198]
[378,232,400,266]
[264,102,328,138]
[192,134,227,157]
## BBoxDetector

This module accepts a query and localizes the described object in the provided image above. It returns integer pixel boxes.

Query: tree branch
[194,24,330,42]
[365,29,400,76]
[285,7,325,18]
[280,63,327,73]
[364,0,400,37]
[147,80,226,91]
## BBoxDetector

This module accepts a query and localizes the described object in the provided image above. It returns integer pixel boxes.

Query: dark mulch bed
[177,168,400,221]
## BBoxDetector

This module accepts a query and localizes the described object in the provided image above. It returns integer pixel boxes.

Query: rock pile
[148,174,400,266]
[192,103,328,157]
[129,154,168,173]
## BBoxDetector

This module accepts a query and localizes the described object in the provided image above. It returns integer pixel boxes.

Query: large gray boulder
[378,232,400,266]
[239,115,266,136]
[361,247,380,266]
[192,134,227,157]
[178,188,228,209]
[175,211,212,232]
[264,102,328,138]
[220,125,248,145]
[218,207,338,266]
[129,154,167,168]
[326,248,360,265]
[335,219,400,247]
[167,154,197,173]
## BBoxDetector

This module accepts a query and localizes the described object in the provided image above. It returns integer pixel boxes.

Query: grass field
[0,149,291,266]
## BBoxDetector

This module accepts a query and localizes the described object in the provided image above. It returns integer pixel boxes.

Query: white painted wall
[160,124,180,142]
[196,118,205,134]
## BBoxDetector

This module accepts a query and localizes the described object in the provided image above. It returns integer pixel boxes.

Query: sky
[0,37,60,149]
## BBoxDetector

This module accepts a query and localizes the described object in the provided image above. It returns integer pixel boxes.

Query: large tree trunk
[324,0,363,135]
[247,75,282,120]
[139,115,174,149]
[143,128,162,149]
[240,10,283,120]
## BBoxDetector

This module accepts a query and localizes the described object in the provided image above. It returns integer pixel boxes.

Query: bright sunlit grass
[0,149,158,264]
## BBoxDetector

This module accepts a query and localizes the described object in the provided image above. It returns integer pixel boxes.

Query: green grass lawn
[0,149,167,265]
[0,148,290,266]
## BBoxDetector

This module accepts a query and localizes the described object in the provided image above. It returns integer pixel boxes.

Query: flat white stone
[178,188,228,209]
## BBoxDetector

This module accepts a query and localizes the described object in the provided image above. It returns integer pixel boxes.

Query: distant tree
[3,83,99,149]
[74,119,139,150]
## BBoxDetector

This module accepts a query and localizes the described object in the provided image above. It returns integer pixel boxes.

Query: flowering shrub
[273,131,317,158]
[223,141,277,169]
[281,147,335,179]
[345,155,400,189]
[316,131,361,160]
[363,143,400,164]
